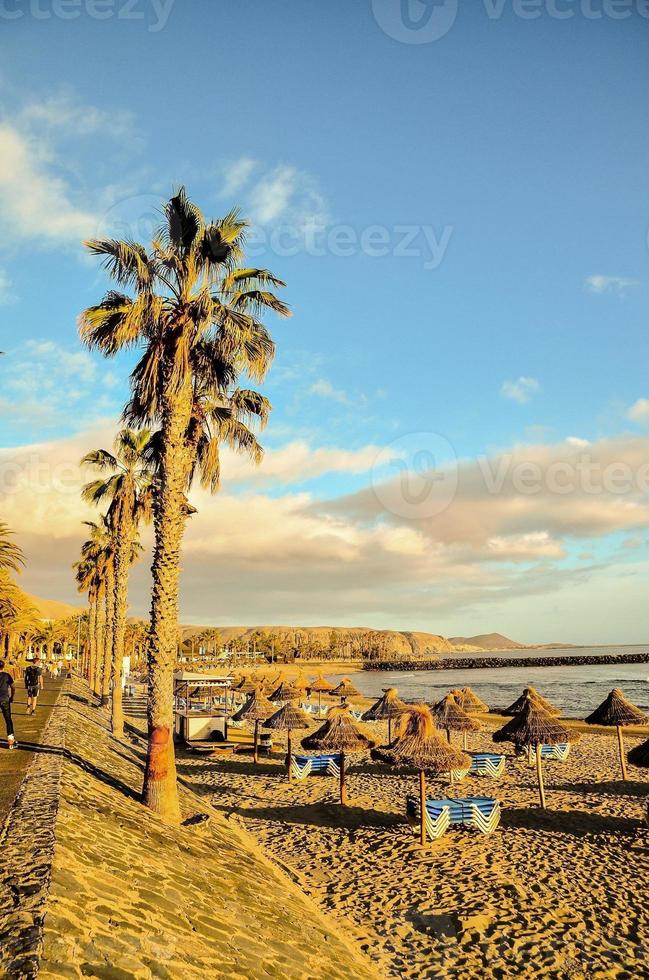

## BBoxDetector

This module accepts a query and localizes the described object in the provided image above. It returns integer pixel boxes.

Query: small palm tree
[80,189,289,823]
[79,519,114,702]
[81,429,154,737]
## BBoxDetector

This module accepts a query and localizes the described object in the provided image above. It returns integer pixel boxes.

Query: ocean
[329,645,649,717]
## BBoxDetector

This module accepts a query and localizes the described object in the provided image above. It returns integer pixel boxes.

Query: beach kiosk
[173,671,231,745]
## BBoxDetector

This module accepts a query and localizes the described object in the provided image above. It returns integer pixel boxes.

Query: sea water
[328,645,649,717]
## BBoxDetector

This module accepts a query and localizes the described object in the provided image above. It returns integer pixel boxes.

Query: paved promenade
[0,677,64,823]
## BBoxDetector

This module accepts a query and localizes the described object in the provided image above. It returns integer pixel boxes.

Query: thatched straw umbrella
[301,706,375,804]
[362,687,407,743]
[503,686,560,717]
[331,676,361,700]
[493,696,576,808]
[627,737,649,769]
[264,702,310,781]
[373,705,470,846]
[453,687,488,714]
[310,674,335,714]
[584,689,649,780]
[268,679,300,704]
[433,693,479,753]
[231,689,274,764]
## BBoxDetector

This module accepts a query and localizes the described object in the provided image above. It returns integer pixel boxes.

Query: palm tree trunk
[111,504,135,739]
[101,562,115,707]
[142,379,192,825]
[88,595,97,690]
[94,580,106,699]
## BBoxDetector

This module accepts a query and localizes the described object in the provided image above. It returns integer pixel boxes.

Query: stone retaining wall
[3,681,377,980]
[0,686,68,978]
[365,651,649,671]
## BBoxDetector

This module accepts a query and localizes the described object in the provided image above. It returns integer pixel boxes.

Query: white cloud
[308,379,352,406]
[628,399,649,423]
[565,436,590,447]
[0,123,96,244]
[501,376,541,404]
[585,275,640,295]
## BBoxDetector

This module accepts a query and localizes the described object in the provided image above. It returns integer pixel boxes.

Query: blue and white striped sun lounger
[539,743,570,761]
[290,753,342,781]
[406,795,501,840]
[451,752,506,781]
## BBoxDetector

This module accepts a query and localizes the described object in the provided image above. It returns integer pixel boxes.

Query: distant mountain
[449,632,524,651]
[24,593,85,621]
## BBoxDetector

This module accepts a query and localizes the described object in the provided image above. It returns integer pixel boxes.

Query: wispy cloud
[221,157,258,197]
[19,94,135,140]
[585,275,640,295]
[308,379,352,406]
[219,156,330,233]
[0,269,16,305]
[501,376,541,404]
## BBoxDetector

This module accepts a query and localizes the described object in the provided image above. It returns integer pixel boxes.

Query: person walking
[24,657,43,715]
[0,660,16,749]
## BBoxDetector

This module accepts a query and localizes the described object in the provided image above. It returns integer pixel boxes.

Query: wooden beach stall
[173,670,231,745]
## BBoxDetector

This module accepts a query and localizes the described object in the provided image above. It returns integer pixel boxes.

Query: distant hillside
[25,593,85,621]
[181,625,455,658]
[448,632,524,651]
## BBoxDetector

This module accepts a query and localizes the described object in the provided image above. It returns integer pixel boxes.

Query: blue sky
[1,2,649,642]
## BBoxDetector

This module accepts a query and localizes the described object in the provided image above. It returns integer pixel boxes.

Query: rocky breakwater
[365,651,649,671]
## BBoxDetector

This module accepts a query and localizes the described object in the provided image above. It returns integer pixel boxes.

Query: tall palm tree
[79,189,289,823]
[81,429,154,737]
[74,557,100,683]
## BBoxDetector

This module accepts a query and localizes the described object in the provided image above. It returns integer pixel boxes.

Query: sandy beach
[173,707,649,980]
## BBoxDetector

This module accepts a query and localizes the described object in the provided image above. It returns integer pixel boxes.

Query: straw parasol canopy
[331,676,361,700]
[268,680,300,704]
[362,687,407,743]
[433,693,480,751]
[309,674,335,714]
[453,687,488,714]
[372,705,470,846]
[627,738,649,769]
[503,686,560,717]
[231,689,274,764]
[585,689,649,780]
[301,706,376,803]
[493,696,576,808]
[264,702,310,781]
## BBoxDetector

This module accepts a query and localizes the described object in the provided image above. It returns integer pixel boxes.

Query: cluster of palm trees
[0,522,41,655]
[75,189,289,823]
[74,428,154,738]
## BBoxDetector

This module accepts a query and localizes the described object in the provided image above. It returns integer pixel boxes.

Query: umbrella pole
[463,732,468,751]
[446,729,451,744]
[253,719,259,765]
[616,725,628,780]
[535,743,546,809]
[388,717,392,744]
[287,730,292,783]
[340,750,347,805]
[318,691,321,716]
[419,770,427,847]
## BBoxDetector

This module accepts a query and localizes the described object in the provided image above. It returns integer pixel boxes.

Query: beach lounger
[406,795,501,840]
[290,753,342,781]
[539,743,570,761]
[451,752,506,781]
